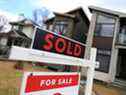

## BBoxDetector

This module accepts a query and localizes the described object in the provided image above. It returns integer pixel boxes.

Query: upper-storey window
[118,25,126,44]
[53,20,68,36]
[95,14,116,37]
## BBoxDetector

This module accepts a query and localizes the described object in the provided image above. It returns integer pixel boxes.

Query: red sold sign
[20,72,80,95]
[32,28,85,59]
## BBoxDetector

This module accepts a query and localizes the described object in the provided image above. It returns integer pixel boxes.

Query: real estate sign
[20,72,80,95]
[32,28,85,58]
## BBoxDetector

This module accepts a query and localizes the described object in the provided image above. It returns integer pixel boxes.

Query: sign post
[85,48,96,95]
[9,28,98,95]
[11,47,97,95]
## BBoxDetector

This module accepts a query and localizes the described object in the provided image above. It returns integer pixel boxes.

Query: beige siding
[22,26,34,39]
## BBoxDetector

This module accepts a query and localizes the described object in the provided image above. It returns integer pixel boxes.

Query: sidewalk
[93,81,126,95]
[79,80,126,95]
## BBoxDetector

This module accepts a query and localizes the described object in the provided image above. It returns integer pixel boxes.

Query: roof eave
[88,6,125,17]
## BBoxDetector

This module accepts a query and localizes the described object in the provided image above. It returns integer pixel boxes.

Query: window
[0,38,7,46]
[18,25,23,32]
[118,25,126,44]
[95,15,115,37]
[49,25,53,31]
[53,20,68,35]
[13,25,19,30]
[14,38,23,46]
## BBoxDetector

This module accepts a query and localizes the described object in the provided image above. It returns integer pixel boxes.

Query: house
[44,7,90,71]
[45,7,89,44]
[0,19,36,58]
[10,19,36,39]
[85,6,126,85]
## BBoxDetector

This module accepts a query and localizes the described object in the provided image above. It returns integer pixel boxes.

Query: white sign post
[9,46,97,95]
[85,48,96,95]
[20,72,80,95]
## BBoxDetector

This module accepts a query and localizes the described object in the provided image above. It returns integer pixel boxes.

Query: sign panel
[20,72,80,95]
[32,28,85,58]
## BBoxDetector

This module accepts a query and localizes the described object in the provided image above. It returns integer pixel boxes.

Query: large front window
[95,15,115,37]
[53,20,68,36]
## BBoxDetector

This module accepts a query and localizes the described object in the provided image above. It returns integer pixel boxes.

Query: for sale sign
[20,72,80,95]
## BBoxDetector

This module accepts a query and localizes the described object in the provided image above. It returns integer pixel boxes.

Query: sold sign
[32,28,85,58]
[20,72,80,95]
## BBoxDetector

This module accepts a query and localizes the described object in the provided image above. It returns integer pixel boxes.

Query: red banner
[25,74,79,93]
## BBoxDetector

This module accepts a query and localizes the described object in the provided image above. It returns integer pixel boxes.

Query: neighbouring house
[0,19,36,58]
[10,19,36,39]
[44,7,90,71]
[85,6,126,85]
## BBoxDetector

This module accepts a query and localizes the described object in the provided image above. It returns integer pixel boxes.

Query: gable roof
[65,7,90,26]
[54,12,76,18]
[45,12,76,24]
[10,19,39,27]
[45,7,90,26]
[89,6,126,18]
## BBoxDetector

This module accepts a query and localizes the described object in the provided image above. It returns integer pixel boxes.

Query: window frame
[53,20,69,35]
[94,13,116,37]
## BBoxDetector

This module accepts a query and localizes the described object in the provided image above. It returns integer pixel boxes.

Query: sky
[0,0,126,20]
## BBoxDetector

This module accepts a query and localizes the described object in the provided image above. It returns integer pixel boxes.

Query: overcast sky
[0,0,126,19]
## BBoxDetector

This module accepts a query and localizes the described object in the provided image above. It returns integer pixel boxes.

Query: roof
[54,12,76,18]
[45,12,75,24]
[89,6,126,18]
[16,30,28,38]
[0,30,30,40]
[66,7,85,14]
[65,7,90,26]
[44,17,54,24]
[10,19,38,26]
[45,7,90,26]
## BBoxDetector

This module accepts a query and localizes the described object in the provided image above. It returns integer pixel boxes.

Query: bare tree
[0,15,11,33]
[32,7,50,27]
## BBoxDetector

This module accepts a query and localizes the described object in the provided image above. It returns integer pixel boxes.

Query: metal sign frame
[9,25,97,95]
[9,46,97,95]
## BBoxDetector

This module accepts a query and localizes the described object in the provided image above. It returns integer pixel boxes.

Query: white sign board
[9,46,95,66]
[20,72,80,95]
[9,46,98,95]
